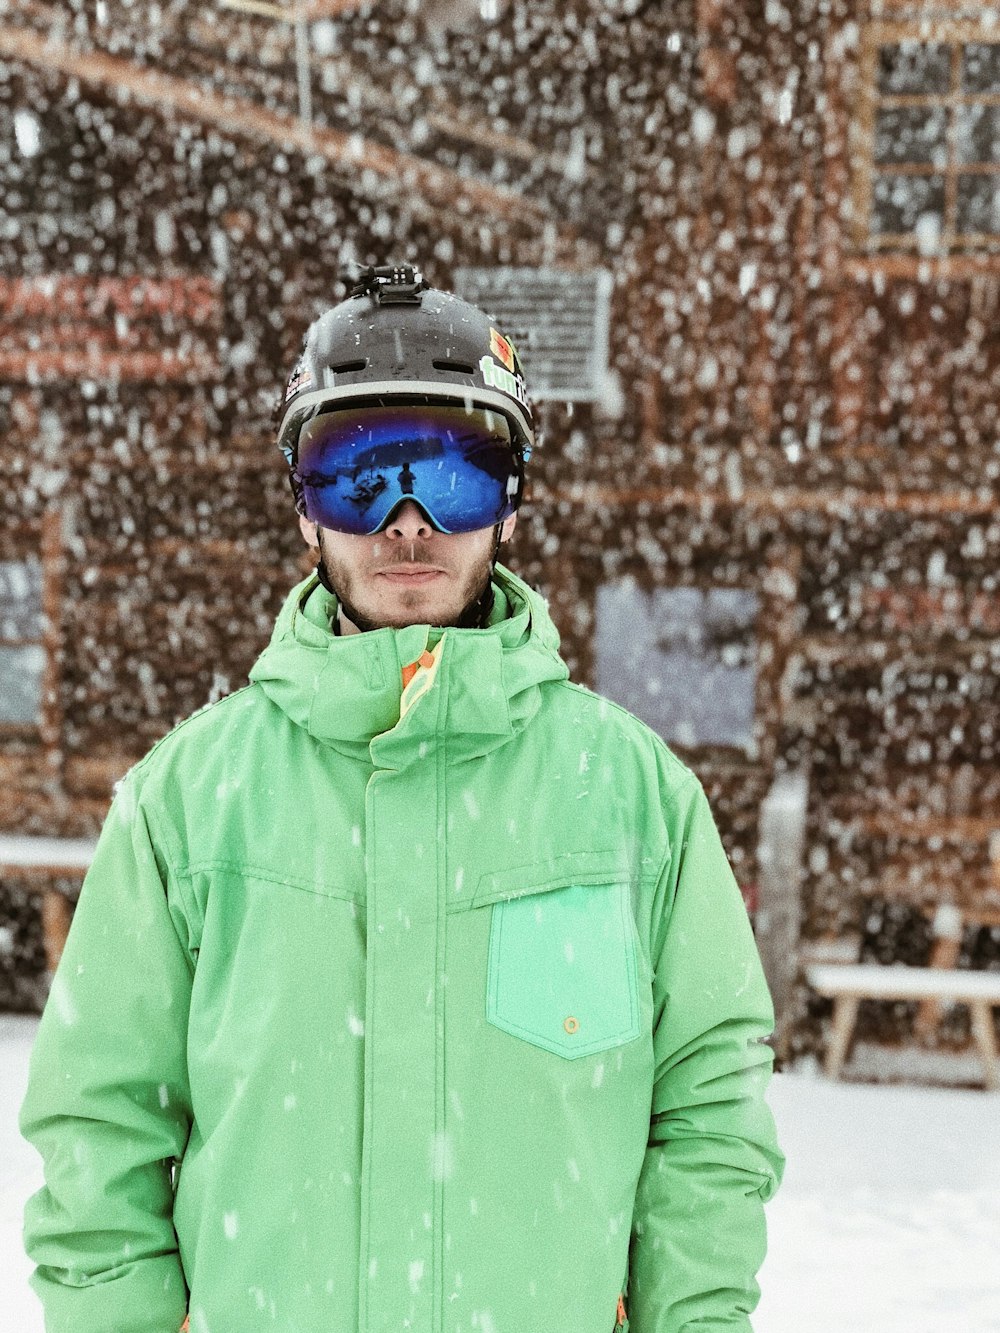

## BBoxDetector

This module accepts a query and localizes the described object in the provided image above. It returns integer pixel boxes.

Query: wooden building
[1,0,998,1067]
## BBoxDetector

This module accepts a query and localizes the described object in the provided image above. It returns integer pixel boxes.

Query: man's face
[299,501,516,634]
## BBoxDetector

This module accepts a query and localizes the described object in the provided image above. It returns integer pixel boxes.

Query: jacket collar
[248,564,568,767]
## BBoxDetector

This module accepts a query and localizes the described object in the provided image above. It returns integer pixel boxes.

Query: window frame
[854,20,1000,255]
[592,578,762,757]
[0,512,62,745]
[451,266,614,405]
[0,557,46,731]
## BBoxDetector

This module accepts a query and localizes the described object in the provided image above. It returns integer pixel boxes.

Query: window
[858,25,1000,251]
[0,559,45,725]
[594,581,759,750]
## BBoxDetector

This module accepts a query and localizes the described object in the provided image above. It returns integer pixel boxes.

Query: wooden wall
[1,0,997,1061]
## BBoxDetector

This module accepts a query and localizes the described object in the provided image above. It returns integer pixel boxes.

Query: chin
[387,609,458,629]
[373,598,459,629]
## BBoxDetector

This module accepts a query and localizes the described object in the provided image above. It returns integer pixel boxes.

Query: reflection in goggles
[296,403,524,535]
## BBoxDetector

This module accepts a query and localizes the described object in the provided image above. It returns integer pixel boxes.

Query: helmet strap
[314,550,337,596]
[456,573,495,629]
[456,520,505,629]
[454,520,507,627]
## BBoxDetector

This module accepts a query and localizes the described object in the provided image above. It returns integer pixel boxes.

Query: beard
[317,530,496,633]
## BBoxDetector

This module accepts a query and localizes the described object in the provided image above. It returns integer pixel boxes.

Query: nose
[384,500,435,540]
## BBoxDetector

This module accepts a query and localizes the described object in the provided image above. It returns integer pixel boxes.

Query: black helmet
[276,264,535,521]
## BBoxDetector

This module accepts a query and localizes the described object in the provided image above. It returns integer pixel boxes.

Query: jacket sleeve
[20,776,193,1333]
[628,775,784,1332]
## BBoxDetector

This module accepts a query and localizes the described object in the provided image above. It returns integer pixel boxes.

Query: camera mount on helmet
[345,264,429,306]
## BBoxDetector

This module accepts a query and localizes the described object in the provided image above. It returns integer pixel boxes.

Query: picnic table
[805,816,1000,1088]
[806,960,1000,1090]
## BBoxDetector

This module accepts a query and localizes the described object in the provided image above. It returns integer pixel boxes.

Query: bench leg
[914,936,962,1040]
[825,996,860,1080]
[41,889,73,977]
[968,1002,1000,1092]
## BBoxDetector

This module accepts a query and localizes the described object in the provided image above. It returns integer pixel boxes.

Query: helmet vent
[330,359,367,374]
[433,358,475,375]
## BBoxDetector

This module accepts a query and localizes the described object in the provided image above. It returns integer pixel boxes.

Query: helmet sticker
[489,327,516,373]
[479,354,530,409]
[284,359,313,402]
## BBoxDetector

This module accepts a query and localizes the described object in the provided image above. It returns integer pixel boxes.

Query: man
[22,265,783,1333]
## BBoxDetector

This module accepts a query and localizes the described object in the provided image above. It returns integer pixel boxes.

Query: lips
[377,566,445,585]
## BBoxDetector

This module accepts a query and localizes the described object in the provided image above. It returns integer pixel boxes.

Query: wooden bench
[0,835,97,978]
[806,962,1000,1091]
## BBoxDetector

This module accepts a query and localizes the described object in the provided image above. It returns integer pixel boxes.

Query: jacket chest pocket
[486,881,641,1059]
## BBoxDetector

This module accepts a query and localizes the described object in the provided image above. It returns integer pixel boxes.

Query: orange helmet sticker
[489,327,516,372]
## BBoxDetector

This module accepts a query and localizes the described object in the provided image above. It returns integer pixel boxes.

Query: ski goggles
[294,400,526,535]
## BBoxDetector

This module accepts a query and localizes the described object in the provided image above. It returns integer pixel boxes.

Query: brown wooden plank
[0,25,556,229]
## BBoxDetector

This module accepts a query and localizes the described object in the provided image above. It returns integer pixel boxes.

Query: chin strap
[455,521,504,628]
[479,520,507,624]
[314,555,343,634]
[315,555,336,596]
[456,581,495,629]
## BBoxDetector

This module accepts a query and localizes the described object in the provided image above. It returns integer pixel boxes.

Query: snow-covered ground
[3,1012,999,1332]
[756,1067,1000,1333]
[3,1015,43,1331]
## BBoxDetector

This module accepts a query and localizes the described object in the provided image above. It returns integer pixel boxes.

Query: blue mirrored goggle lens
[296,403,523,535]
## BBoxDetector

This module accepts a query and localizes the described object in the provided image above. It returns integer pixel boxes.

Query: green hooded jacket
[21,566,783,1333]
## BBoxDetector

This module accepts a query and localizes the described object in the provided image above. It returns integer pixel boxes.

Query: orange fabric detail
[180,1318,190,1332]
[401,651,436,691]
[617,1293,627,1325]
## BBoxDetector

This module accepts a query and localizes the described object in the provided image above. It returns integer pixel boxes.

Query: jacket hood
[248,564,569,766]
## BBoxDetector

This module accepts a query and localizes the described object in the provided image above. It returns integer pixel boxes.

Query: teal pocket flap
[487,882,640,1059]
